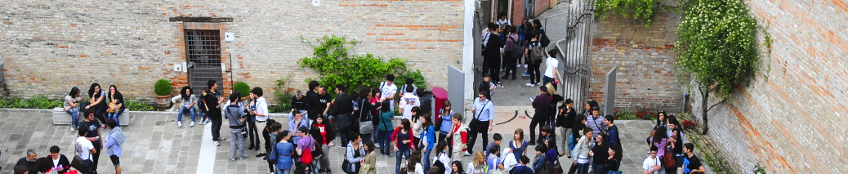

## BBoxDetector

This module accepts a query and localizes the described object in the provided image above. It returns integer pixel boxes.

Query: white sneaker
[213,141,220,146]
[524,64,528,68]
[375,144,381,148]
[463,151,472,156]
[516,64,521,68]
[526,83,533,87]
[178,122,183,128]
[190,121,196,127]
[70,126,75,131]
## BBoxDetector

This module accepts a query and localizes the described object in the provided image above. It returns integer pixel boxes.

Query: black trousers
[488,60,501,82]
[528,61,541,84]
[247,115,259,148]
[502,53,517,79]
[209,109,222,141]
[92,143,102,173]
[530,112,549,144]
[467,120,490,154]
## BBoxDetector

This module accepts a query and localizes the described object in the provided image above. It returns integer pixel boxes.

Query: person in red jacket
[447,113,469,158]
[392,119,416,174]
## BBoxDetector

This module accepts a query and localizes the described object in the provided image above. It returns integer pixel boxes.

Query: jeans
[361,133,372,144]
[275,168,290,174]
[395,149,411,174]
[247,115,259,148]
[67,107,80,128]
[108,108,125,126]
[319,144,330,171]
[577,163,590,174]
[592,163,606,174]
[177,106,196,122]
[529,113,548,144]
[377,130,392,155]
[229,128,245,159]
[467,120,490,154]
[423,147,432,173]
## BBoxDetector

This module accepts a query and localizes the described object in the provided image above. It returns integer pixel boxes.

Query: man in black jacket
[530,86,551,145]
[332,84,354,146]
[484,23,504,85]
[305,81,322,122]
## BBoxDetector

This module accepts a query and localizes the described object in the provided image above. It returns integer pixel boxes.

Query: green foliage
[396,70,428,90]
[675,0,761,99]
[751,163,767,174]
[270,76,294,113]
[595,0,662,25]
[124,99,155,111]
[0,96,63,109]
[613,107,656,120]
[154,79,173,96]
[233,82,251,97]
[299,35,412,96]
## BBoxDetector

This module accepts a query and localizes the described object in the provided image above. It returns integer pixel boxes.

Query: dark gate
[185,30,224,94]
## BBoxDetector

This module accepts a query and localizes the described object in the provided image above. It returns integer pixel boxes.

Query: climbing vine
[674,0,763,134]
[595,0,663,25]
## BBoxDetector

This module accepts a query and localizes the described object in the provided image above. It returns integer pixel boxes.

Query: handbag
[358,101,374,134]
[547,159,564,174]
[662,149,676,168]
[567,134,575,150]
[342,159,353,173]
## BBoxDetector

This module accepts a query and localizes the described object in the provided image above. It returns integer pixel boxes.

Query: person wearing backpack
[295,127,318,174]
[224,92,248,161]
[483,22,504,86]
[524,30,544,87]
[502,26,521,80]
[532,20,551,48]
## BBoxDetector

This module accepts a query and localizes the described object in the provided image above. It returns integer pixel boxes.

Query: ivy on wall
[595,0,664,25]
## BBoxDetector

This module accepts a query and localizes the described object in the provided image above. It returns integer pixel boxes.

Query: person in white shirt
[542,48,560,89]
[247,87,269,152]
[496,13,511,28]
[643,146,663,174]
[398,86,420,120]
[75,128,96,171]
[380,74,398,111]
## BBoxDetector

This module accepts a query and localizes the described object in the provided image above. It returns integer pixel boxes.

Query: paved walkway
[0,108,667,174]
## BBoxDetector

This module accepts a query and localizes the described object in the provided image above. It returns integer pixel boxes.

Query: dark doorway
[185,30,224,94]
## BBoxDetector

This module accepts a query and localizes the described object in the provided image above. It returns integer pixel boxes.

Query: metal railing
[554,0,597,107]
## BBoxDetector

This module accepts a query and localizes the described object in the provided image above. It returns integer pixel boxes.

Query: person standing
[204,80,225,146]
[399,86,421,120]
[345,132,366,174]
[250,87,269,151]
[420,115,436,173]
[291,90,308,119]
[379,74,398,112]
[15,149,38,174]
[448,114,469,158]
[542,49,560,89]
[296,127,318,174]
[359,140,377,174]
[103,119,124,174]
[682,143,706,174]
[305,81,322,121]
[468,92,494,156]
[584,107,606,137]
[643,146,662,174]
[106,85,125,126]
[524,30,542,87]
[79,109,103,174]
[605,115,623,161]
[334,85,355,146]
[483,23,504,86]
[437,100,455,157]
[502,26,521,80]
[74,127,96,174]
[377,100,394,155]
[589,134,608,174]
[392,119,415,174]
[271,130,294,174]
[47,146,72,174]
[65,87,82,131]
[530,86,551,145]
[557,99,576,157]
[225,93,248,160]
[312,117,335,173]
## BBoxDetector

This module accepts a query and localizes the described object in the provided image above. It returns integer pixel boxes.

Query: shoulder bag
[359,100,374,134]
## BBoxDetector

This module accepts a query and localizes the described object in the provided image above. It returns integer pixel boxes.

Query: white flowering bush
[675,0,760,99]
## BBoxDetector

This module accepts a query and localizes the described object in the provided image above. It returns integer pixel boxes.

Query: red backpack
[300,146,314,164]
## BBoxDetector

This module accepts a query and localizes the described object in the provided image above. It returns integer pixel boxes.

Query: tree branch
[706,97,728,112]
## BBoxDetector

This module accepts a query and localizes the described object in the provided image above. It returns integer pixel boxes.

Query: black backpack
[509,37,524,59]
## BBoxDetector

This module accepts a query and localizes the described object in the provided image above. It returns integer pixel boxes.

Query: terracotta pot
[156,95,171,109]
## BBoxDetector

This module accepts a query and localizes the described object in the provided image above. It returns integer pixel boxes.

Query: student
[289,110,309,143]
[437,100,455,157]
[203,80,225,146]
[530,86,551,145]
[512,155,534,174]
[74,123,96,174]
[420,114,436,173]
[604,147,620,173]
[359,140,377,174]
[47,146,72,174]
[106,85,125,126]
[176,86,198,127]
[405,150,424,174]
[82,83,107,126]
[104,119,125,174]
[542,48,560,89]
[312,117,335,173]
[79,109,103,173]
[224,93,247,161]
[392,119,415,174]
[509,129,529,162]
[249,87,269,151]
[434,141,452,174]
[377,100,394,155]
[290,90,307,119]
[344,132,365,174]
[483,23,504,85]
[486,145,504,174]
[271,130,294,174]
[572,127,594,174]
[466,151,486,174]
[643,146,662,174]
[65,87,83,131]
[448,114,469,158]
[557,99,576,157]
[478,74,495,99]
[589,134,609,174]
[450,161,465,174]
[264,122,283,174]
[379,74,398,112]
[485,133,503,155]
[532,145,547,174]
[682,143,706,174]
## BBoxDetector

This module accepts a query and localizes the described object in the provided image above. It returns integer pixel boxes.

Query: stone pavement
[0,107,676,174]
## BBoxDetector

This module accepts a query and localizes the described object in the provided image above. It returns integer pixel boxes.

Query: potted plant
[233,82,250,100]
[154,79,173,109]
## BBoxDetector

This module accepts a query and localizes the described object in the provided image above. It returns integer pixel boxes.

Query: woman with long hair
[65,87,82,130]
[405,150,424,174]
[434,140,452,174]
[437,100,455,157]
[359,140,377,174]
[377,100,394,155]
[420,114,436,173]
[466,151,487,174]
[106,85,125,126]
[83,83,107,125]
[589,134,608,174]
[177,86,198,127]
[451,161,466,174]
[509,128,529,161]
[392,119,416,174]
[345,132,366,174]
[312,116,335,173]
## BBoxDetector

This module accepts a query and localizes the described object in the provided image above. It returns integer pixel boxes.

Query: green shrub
[233,82,251,98]
[299,35,411,97]
[154,79,172,96]
[270,76,294,113]
[124,99,155,111]
[396,69,428,90]
[0,96,63,109]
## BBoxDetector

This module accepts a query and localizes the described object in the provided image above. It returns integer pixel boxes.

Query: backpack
[539,29,551,47]
[530,44,546,63]
[509,37,523,59]
[300,146,314,165]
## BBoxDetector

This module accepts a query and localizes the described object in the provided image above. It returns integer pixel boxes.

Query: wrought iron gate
[185,30,224,94]
[554,0,596,107]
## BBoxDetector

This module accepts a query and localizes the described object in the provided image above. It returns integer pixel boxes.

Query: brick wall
[589,7,684,112]
[0,0,464,102]
[689,0,848,173]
